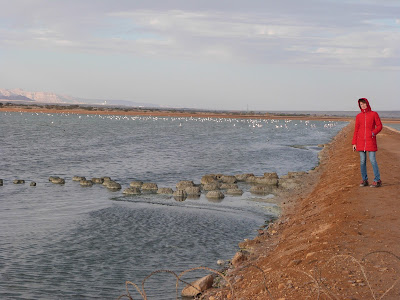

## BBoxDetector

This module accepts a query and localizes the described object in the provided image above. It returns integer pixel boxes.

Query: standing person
[352,98,382,187]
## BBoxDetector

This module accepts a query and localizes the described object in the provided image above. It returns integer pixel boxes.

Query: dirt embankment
[204,123,400,300]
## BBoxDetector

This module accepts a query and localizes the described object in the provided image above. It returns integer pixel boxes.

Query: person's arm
[352,116,359,150]
[372,112,382,136]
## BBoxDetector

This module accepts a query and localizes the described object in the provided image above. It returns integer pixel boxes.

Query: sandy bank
[204,123,400,299]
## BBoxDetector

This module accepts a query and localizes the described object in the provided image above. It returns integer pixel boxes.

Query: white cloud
[0,2,399,70]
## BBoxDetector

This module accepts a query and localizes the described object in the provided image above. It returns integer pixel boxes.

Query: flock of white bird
[6,111,341,130]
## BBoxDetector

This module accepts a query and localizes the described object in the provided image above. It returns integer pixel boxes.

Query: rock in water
[185,186,201,196]
[221,175,237,183]
[13,179,25,184]
[250,186,272,195]
[254,176,278,186]
[157,187,174,195]
[123,187,141,195]
[206,191,224,199]
[80,180,93,187]
[91,178,104,184]
[200,175,217,185]
[220,183,238,190]
[141,183,158,193]
[235,173,254,181]
[173,190,187,201]
[176,180,194,190]
[49,177,65,184]
[130,181,143,188]
[203,182,220,191]
[226,188,244,195]
[105,181,121,190]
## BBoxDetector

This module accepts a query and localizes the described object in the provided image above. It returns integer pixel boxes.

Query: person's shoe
[370,180,382,188]
[360,180,369,187]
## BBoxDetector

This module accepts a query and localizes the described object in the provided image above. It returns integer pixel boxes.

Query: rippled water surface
[0,112,347,299]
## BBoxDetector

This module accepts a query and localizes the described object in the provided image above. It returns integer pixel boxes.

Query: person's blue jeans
[359,151,380,182]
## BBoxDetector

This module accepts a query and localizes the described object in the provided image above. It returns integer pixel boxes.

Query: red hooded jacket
[352,98,382,152]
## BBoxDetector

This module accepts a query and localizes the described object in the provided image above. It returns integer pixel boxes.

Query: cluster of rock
[0,171,307,202]
[71,176,123,190]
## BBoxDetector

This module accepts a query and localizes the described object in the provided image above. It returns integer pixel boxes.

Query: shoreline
[203,123,400,299]
[2,105,400,123]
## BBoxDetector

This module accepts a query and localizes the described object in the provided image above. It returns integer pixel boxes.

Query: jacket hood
[358,98,371,113]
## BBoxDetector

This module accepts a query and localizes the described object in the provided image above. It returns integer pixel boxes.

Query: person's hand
[352,145,356,151]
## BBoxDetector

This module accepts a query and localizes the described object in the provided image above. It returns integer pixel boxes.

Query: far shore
[2,103,400,123]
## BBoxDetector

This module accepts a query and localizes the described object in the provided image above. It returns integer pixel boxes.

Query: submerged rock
[221,175,237,184]
[176,180,194,190]
[235,173,254,181]
[123,187,141,195]
[200,175,217,185]
[185,186,201,196]
[226,188,244,196]
[245,175,257,183]
[13,179,25,184]
[80,180,93,187]
[157,187,174,195]
[220,183,238,190]
[49,177,65,184]
[173,190,187,201]
[254,176,278,186]
[141,183,158,193]
[91,178,104,184]
[102,177,113,186]
[279,178,301,190]
[203,182,220,191]
[250,185,272,195]
[285,171,307,178]
[263,172,279,179]
[130,181,143,188]
[105,181,121,190]
[206,190,224,199]
[72,176,86,182]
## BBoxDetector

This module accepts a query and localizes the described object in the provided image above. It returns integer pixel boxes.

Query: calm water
[384,123,400,131]
[0,112,347,299]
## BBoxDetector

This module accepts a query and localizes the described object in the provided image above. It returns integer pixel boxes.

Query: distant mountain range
[0,88,159,108]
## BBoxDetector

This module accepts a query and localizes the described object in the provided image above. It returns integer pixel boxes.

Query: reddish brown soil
[203,123,400,300]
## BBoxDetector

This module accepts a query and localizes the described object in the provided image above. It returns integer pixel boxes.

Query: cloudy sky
[0,0,399,111]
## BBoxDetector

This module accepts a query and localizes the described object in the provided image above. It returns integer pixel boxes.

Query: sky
[0,0,399,111]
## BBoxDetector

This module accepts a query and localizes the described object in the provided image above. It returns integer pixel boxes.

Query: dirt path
[204,123,400,300]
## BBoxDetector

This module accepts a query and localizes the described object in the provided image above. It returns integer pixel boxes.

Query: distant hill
[0,88,159,108]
